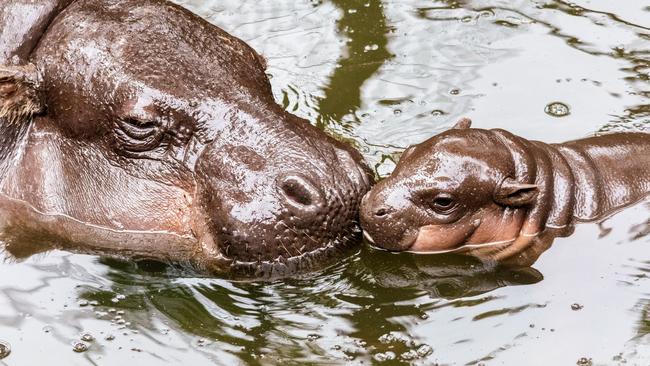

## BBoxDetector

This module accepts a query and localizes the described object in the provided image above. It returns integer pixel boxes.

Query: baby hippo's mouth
[362,228,419,252]
[364,221,516,255]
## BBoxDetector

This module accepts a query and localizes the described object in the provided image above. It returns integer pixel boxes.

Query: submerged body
[0,0,372,276]
[361,119,650,266]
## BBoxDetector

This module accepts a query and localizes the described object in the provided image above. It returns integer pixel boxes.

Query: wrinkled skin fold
[361,119,650,266]
[0,0,373,277]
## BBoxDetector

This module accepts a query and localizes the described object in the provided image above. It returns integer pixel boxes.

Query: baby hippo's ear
[494,178,538,207]
[453,117,472,129]
[0,63,45,124]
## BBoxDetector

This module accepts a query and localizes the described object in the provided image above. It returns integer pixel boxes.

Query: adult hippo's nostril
[278,174,325,211]
[375,208,389,218]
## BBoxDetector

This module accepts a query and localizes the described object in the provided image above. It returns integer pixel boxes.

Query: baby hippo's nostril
[279,174,324,209]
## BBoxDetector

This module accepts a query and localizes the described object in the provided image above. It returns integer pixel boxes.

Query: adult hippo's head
[361,119,558,266]
[0,0,372,276]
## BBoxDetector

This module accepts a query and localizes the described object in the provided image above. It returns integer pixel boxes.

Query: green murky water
[1,0,650,364]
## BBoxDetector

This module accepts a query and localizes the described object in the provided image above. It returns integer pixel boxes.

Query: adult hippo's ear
[452,118,472,129]
[400,145,417,161]
[0,63,45,125]
[494,178,538,207]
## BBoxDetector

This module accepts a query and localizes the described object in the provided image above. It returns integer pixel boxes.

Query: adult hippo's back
[0,0,372,276]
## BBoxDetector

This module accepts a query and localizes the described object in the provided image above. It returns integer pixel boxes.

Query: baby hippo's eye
[428,194,458,214]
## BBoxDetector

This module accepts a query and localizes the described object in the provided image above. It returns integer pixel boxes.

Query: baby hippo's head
[360,119,545,261]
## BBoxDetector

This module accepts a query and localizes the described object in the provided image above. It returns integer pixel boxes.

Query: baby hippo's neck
[531,132,650,229]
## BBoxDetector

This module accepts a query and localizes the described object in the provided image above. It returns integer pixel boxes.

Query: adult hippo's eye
[428,194,458,214]
[115,117,165,152]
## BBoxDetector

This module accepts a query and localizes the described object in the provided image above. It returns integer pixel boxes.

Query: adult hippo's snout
[192,118,372,272]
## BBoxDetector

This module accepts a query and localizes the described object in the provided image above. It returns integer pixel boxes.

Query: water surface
[1,0,649,364]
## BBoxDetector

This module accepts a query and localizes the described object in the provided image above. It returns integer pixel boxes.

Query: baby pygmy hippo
[360,119,650,266]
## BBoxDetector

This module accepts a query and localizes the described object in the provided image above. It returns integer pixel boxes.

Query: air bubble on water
[401,350,418,360]
[373,351,396,362]
[393,109,402,115]
[544,102,570,117]
[417,344,433,357]
[363,44,379,52]
[348,9,357,14]
[450,89,460,95]
[577,357,593,366]
[78,300,89,307]
[306,334,321,342]
[111,294,126,303]
[431,110,445,116]
[571,303,584,311]
[0,341,10,359]
[72,342,89,353]
[81,333,94,342]
[480,10,495,17]
[461,16,473,23]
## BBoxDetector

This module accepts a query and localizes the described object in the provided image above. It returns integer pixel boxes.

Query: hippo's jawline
[0,192,361,276]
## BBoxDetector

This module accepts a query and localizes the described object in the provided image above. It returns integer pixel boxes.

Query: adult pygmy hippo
[0,0,372,276]
[361,119,650,266]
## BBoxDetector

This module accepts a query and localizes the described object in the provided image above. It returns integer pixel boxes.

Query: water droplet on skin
[72,342,89,353]
[544,102,570,117]
[0,341,10,359]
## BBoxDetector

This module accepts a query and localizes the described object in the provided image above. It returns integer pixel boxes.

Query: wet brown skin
[361,119,650,266]
[0,0,372,277]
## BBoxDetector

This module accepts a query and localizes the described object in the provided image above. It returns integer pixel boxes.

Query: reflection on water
[317,0,392,129]
[1,0,650,364]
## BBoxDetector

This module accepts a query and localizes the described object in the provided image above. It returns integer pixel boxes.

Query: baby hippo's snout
[360,187,419,252]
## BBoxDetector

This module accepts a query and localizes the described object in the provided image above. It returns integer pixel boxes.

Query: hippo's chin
[206,228,362,279]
